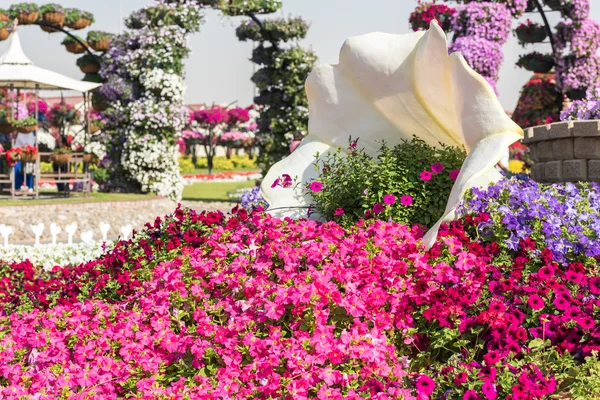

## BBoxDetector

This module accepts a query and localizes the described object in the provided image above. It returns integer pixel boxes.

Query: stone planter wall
[523,120,600,183]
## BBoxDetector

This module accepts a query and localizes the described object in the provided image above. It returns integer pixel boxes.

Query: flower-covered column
[98,1,202,201]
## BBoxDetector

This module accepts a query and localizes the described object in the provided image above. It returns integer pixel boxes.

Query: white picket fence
[0,222,134,246]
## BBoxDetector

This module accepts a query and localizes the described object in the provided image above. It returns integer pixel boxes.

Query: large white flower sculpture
[260,21,523,249]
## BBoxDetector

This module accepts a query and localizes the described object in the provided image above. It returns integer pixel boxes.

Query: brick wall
[523,120,600,182]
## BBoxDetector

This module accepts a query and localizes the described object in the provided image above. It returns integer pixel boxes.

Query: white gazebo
[0,31,101,199]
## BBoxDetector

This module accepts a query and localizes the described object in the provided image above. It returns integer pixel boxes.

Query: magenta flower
[431,162,444,174]
[270,178,280,188]
[415,375,435,396]
[420,170,433,181]
[449,169,460,181]
[383,194,396,205]
[400,195,413,206]
[309,181,323,192]
[373,203,384,214]
[334,207,344,216]
[281,174,293,188]
[527,295,545,311]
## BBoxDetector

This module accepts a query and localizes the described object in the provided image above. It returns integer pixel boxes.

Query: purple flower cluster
[241,186,269,210]
[99,76,137,103]
[565,0,590,22]
[560,87,600,121]
[556,54,600,92]
[450,36,504,80]
[570,19,600,57]
[459,178,600,263]
[453,2,512,44]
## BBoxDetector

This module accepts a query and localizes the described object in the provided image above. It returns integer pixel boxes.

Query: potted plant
[544,0,568,11]
[65,8,94,30]
[6,145,38,166]
[61,35,87,54]
[39,4,65,32]
[92,93,107,112]
[10,115,38,133]
[45,103,81,128]
[8,3,39,25]
[409,2,456,32]
[0,8,8,22]
[76,54,101,74]
[0,20,11,41]
[50,147,72,165]
[517,52,555,73]
[89,112,105,134]
[516,20,548,43]
[87,31,112,52]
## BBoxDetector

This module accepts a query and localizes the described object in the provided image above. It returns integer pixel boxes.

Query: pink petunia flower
[334,207,345,216]
[420,170,433,181]
[383,194,396,205]
[431,162,444,174]
[400,195,413,206]
[373,203,384,214]
[310,181,323,192]
[415,375,435,396]
[449,169,460,181]
[527,295,545,311]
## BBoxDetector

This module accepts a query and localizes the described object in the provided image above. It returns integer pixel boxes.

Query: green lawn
[182,181,256,202]
[188,168,260,175]
[0,192,158,207]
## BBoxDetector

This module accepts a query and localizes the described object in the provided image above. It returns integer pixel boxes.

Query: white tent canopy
[0,31,100,92]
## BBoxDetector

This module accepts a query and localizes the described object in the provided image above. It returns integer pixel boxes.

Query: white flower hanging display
[260,21,523,249]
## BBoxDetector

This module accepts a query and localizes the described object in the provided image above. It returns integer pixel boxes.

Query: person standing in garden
[13,129,35,192]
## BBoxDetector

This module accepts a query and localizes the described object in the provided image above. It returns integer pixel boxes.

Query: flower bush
[2,193,600,397]
[512,74,562,128]
[560,87,600,120]
[453,2,512,43]
[556,54,600,94]
[5,145,37,166]
[449,36,504,80]
[296,138,465,228]
[409,2,456,32]
[0,242,110,271]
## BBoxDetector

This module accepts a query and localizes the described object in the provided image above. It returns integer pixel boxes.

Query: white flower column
[261,21,523,249]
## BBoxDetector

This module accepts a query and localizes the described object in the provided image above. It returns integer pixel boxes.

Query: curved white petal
[261,21,522,247]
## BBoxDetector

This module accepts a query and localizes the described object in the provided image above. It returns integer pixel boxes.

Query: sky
[1,0,599,112]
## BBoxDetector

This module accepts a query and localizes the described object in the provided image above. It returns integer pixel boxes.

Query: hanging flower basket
[77,54,100,74]
[517,52,555,73]
[544,0,567,11]
[50,152,72,165]
[16,124,37,134]
[82,153,96,164]
[65,9,94,30]
[40,10,64,32]
[90,38,109,51]
[516,22,548,43]
[66,18,91,30]
[0,28,10,41]
[15,11,39,25]
[92,94,107,112]
[87,31,112,52]
[62,36,88,54]
[90,124,101,134]
[20,152,38,163]
[80,63,99,74]
[567,88,587,100]
[0,11,8,22]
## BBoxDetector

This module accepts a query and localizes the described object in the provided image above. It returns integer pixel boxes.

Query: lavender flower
[449,36,504,80]
[241,186,269,210]
[453,2,513,44]
[556,54,600,92]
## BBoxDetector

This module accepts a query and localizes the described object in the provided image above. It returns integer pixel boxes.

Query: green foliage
[9,116,37,127]
[306,137,466,228]
[193,155,257,171]
[87,30,112,42]
[83,73,102,84]
[0,21,12,29]
[8,3,38,17]
[76,54,100,68]
[236,17,309,42]
[93,167,109,184]
[53,147,72,154]
[178,156,195,174]
[39,4,63,14]
[220,0,282,16]
[61,35,85,45]
[64,8,94,24]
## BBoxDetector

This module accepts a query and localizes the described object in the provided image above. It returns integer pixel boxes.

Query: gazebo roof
[0,31,101,92]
